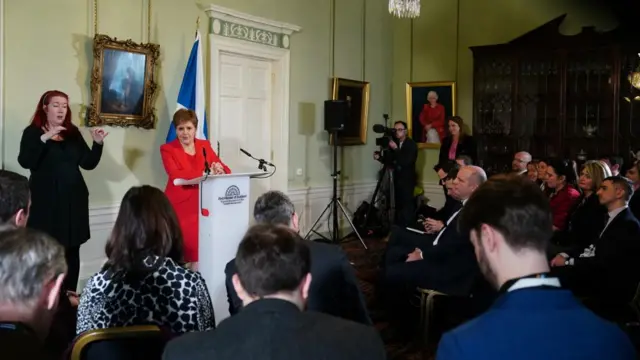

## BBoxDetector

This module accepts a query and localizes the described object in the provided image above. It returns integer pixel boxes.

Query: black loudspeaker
[324,100,349,132]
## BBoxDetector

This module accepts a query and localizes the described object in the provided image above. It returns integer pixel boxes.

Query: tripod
[304,129,368,250]
[364,164,395,231]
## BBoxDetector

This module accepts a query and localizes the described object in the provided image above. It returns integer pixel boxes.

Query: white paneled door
[217,53,273,220]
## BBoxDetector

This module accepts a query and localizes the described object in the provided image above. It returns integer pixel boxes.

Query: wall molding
[78,181,444,287]
[206,5,301,49]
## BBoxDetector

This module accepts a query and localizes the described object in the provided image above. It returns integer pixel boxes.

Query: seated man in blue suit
[224,191,371,325]
[436,174,636,360]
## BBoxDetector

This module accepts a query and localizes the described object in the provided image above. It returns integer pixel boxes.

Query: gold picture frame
[88,34,160,129]
[329,77,370,146]
[406,81,456,149]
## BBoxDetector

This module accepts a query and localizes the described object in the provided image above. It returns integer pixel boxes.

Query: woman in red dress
[160,109,230,265]
[418,90,446,142]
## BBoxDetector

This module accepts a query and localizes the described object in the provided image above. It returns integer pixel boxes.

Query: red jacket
[160,139,231,262]
[160,139,230,204]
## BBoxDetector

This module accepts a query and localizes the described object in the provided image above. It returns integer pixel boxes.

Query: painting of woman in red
[418,90,446,143]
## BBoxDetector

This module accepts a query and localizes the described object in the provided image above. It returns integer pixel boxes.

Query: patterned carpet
[339,235,426,360]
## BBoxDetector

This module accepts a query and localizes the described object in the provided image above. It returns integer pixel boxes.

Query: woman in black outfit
[557,161,610,250]
[17,90,107,291]
[438,116,476,166]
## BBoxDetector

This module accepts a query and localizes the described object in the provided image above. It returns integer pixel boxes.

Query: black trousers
[393,178,416,227]
[64,245,81,292]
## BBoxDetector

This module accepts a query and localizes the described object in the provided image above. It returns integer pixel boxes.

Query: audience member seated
[225,191,371,325]
[600,155,623,176]
[555,161,610,249]
[0,170,78,358]
[76,185,215,335]
[511,151,531,176]
[545,158,580,232]
[424,166,462,228]
[625,160,640,219]
[0,228,67,360]
[455,155,472,166]
[164,224,386,360]
[536,159,552,196]
[435,174,636,360]
[551,176,640,315]
[380,166,487,335]
[526,160,539,183]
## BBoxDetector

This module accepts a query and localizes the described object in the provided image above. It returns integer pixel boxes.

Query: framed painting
[88,34,160,129]
[406,81,456,149]
[329,77,370,146]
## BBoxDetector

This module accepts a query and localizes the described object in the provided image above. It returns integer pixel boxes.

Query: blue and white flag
[166,30,208,142]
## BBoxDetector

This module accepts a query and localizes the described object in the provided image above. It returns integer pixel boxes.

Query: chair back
[70,325,169,360]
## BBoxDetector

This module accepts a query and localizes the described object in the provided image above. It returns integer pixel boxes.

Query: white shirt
[507,277,561,292]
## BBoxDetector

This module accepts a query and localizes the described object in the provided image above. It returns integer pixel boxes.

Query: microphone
[240,148,252,158]
[240,148,274,171]
[372,124,387,133]
[203,148,210,175]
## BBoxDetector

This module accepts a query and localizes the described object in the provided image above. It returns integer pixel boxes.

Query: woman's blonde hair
[581,161,612,192]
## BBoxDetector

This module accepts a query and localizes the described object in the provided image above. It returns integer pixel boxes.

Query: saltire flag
[166,30,208,142]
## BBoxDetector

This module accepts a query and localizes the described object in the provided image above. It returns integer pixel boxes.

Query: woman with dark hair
[76,185,215,335]
[545,158,581,231]
[437,116,476,166]
[17,90,107,292]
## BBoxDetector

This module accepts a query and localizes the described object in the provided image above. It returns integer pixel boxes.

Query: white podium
[174,171,265,324]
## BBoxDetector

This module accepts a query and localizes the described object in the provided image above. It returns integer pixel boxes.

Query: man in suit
[0,228,67,360]
[224,191,371,325]
[381,166,487,335]
[511,151,531,175]
[0,170,77,358]
[374,121,418,226]
[551,176,640,314]
[163,224,386,360]
[436,174,635,360]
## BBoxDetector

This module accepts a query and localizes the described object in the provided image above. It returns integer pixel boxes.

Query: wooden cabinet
[471,15,640,175]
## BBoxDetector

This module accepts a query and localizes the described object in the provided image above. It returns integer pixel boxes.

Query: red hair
[30,90,79,137]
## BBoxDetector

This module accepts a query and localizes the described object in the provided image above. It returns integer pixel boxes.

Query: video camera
[373,114,396,149]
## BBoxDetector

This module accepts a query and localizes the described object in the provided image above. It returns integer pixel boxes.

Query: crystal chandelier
[388,0,420,18]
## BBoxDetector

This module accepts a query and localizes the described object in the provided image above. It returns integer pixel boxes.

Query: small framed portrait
[88,34,160,129]
[329,77,370,146]
[406,81,456,149]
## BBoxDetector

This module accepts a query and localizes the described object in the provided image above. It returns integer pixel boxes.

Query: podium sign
[175,171,263,324]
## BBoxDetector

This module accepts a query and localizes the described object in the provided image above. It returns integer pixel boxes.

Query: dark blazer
[384,212,480,296]
[560,193,607,248]
[0,322,56,360]
[629,190,640,220]
[17,125,102,247]
[438,135,476,166]
[432,196,462,223]
[436,288,636,360]
[162,299,386,360]
[555,207,640,304]
[225,241,372,325]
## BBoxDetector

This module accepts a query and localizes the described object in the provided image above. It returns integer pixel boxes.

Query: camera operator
[373,121,418,226]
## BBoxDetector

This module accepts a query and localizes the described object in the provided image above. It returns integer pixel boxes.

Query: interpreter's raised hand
[40,126,66,142]
[90,128,108,144]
